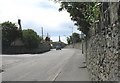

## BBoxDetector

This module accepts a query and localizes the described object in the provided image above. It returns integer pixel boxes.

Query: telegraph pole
[47,33,49,37]
[41,27,43,40]
[70,27,74,48]
[72,27,74,48]
[81,32,84,54]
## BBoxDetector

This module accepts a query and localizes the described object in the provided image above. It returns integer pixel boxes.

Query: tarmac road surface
[2,48,90,81]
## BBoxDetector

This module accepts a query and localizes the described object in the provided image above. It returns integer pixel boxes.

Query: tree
[67,37,71,44]
[45,36,50,42]
[1,21,22,47]
[72,32,81,43]
[22,29,42,49]
[67,33,81,44]
[58,2,101,36]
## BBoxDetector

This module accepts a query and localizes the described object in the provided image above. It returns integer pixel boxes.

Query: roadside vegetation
[67,32,82,44]
[22,29,42,49]
[56,2,101,36]
[1,21,22,48]
[1,21,43,49]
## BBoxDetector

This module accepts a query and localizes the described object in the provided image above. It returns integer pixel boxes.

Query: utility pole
[41,27,43,40]
[81,32,84,54]
[72,27,73,35]
[72,27,74,47]
[47,33,49,37]
[70,27,74,48]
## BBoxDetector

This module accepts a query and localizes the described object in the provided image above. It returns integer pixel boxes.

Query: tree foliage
[58,2,101,35]
[1,21,22,47]
[67,36,72,44]
[22,29,42,49]
[72,32,81,43]
[67,32,81,44]
[45,36,50,42]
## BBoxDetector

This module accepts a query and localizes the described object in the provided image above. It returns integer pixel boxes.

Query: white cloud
[0,0,80,42]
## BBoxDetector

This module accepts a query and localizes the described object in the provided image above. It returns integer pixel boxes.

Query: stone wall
[84,2,120,81]
[2,42,51,54]
[65,43,82,49]
[0,25,1,54]
[86,26,119,81]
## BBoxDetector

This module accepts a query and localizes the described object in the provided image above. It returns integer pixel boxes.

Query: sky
[0,0,81,43]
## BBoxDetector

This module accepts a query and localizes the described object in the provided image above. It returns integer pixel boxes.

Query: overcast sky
[0,0,81,43]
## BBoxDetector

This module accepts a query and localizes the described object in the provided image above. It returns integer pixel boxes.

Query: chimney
[59,36,61,42]
[18,19,22,30]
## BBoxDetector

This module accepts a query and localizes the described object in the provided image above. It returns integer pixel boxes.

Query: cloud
[0,0,80,43]
[36,1,58,10]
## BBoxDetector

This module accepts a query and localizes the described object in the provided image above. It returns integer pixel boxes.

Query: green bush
[22,29,42,49]
[1,21,22,48]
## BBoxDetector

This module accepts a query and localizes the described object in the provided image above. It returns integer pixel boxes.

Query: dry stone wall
[86,25,119,81]
[85,2,120,81]
[2,42,51,54]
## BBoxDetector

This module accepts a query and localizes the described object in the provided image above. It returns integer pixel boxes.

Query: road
[1,48,90,81]
[2,49,75,81]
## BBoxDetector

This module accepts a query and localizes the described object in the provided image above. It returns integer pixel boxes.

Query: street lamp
[63,35,68,44]
[81,32,84,54]
[41,27,43,40]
